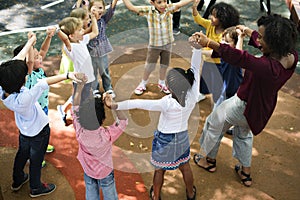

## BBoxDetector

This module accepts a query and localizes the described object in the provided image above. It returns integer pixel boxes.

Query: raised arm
[122,0,141,14]
[87,13,99,40]
[103,93,127,120]
[174,0,193,11]
[235,28,245,50]
[111,0,118,9]
[39,26,56,59]
[57,29,71,51]
[192,0,200,16]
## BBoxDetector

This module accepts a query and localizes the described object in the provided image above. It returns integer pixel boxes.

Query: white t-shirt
[117,49,202,133]
[64,34,95,83]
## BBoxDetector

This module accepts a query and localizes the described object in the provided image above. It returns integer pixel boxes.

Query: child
[87,0,118,98]
[0,32,86,197]
[56,7,92,125]
[71,78,127,199]
[208,26,244,109]
[105,36,202,200]
[123,0,194,95]
[192,1,240,103]
[14,27,57,167]
[57,13,99,103]
[192,14,298,187]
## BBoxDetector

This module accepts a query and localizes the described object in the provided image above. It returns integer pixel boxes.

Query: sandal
[193,154,216,173]
[186,185,196,200]
[234,165,252,187]
[149,185,162,200]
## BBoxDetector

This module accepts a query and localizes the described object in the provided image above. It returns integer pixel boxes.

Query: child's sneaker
[30,183,56,198]
[158,84,170,94]
[57,105,67,125]
[11,173,29,191]
[42,160,46,168]
[134,83,146,95]
[46,144,54,153]
[106,89,116,99]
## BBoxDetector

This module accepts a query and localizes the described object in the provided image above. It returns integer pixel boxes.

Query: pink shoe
[158,84,170,94]
[134,84,146,95]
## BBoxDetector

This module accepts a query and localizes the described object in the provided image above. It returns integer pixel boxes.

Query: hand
[69,72,88,84]
[28,32,37,46]
[102,92,115,109]
[189,35,203,49]
[192,31,208,47]
[193,0,200,7]
[90,7,99,19]
[46,26,56,37]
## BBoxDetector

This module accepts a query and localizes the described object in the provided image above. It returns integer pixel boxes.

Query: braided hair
[166,68,195,107]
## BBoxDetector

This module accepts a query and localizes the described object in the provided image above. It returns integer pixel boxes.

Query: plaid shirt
[138,4,175,46]
[87,6,115,57]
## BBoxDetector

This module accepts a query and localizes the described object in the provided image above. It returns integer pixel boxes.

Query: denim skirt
[151,130,190,170]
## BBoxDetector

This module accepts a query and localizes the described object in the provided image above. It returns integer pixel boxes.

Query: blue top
[25,68,49,114]
[87,6,115,57]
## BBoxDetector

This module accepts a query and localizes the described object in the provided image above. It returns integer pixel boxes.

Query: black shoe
[173,27,180,35]
[11,173,29,191]
[186,185,196,200]
[30,183,56,198]
[226,129,233,135]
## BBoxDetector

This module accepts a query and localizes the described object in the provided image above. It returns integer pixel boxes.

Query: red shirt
[218,31,298,135]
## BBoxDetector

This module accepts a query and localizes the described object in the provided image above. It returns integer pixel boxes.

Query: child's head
[13,44,42,70]
[166,68,195,107]
[257,14,298,57]
[59,17,84,42]
[222,27,238,48]
[89,0,106,19]
[76,95,106,130]
[0,60,28,94]
[209,2,239,29]
[70,8,91,29]
[149,0,168,13]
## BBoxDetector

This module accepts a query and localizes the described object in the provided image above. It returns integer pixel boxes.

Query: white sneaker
[134,83,146,95]
[158,84,170,94]
[106,90,116,98]
[197,93,206,102]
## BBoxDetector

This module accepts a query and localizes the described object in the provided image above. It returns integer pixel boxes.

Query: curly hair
[166,68,195,107]
[209,2,240,29]
[257,14,298,57]
[76,96,106,130]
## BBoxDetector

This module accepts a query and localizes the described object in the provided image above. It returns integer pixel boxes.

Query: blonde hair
[70,8,88,20]
[59,17,83,36]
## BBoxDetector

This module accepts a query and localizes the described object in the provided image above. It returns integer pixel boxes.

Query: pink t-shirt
[72,106,128,179]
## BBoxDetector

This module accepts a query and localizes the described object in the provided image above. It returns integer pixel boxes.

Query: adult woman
[192,14,298,187]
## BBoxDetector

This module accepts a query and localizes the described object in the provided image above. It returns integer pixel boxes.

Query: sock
[158,79,165,86]
[141,79,148,86]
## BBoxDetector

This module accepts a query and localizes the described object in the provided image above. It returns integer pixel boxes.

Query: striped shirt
[138,5,176,46]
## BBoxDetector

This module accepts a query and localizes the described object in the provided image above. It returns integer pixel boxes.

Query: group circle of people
[0,0,298,199]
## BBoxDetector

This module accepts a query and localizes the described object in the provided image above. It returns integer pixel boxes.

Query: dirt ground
[0,43,300,200]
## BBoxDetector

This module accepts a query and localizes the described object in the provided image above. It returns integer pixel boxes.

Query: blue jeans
[91,55,113,92]
[84,171,118,200]
[13,124,50,189]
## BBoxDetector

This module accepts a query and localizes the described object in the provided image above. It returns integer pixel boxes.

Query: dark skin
[191,24,296,186]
